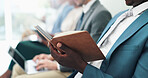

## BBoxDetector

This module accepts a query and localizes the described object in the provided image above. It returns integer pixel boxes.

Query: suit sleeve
[82,40,148,78]
[90,11,111,42]
[132,40,148,78]
[82,64,113,78]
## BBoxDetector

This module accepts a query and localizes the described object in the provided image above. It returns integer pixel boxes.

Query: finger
[36,64,45,71]
[33,55,39,62]
[49,42,56,51]
[57,42,62,48]
[57,42,72,54]
[36,60,45,67]
[50,44,61,57]
[38,55,44,60]
[49,54,54,61]
[49,43,63,60]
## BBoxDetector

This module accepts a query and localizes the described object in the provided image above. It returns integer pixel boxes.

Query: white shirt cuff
[57,62,61,70]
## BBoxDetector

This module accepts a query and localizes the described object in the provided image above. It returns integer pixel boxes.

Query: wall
[100,0,131,17]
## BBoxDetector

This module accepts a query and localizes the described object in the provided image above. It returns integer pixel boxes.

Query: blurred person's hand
[33,54,54,62]
[36,59,57,70]
[49,42,87,73]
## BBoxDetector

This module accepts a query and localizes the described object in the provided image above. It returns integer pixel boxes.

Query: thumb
[56,42,70,54]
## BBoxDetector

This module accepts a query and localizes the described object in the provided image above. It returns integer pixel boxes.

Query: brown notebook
[35,25,105,62]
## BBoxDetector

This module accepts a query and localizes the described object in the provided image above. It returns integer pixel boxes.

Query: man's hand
[49,42,87,73]
[36,59,57,70]
[33,54,54,62]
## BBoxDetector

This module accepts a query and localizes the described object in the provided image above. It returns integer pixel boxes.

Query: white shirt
[61,7,83,32]
[76,1,148,78]
[46,2,69,33]
[83,0,96,14]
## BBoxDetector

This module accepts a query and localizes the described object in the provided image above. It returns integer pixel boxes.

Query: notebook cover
[51,31,105,62]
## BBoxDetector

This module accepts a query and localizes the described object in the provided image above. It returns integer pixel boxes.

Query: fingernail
[57,42,62,48]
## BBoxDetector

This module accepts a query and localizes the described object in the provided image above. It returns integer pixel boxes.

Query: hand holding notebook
[35,25,105,62]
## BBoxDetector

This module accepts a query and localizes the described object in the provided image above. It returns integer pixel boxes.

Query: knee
[12,64,21,72]
[16,41,29,49]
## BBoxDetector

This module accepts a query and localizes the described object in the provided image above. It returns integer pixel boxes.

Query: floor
[0,41,18,76]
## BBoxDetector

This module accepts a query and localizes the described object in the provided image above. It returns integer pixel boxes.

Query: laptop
[8,46,48,74]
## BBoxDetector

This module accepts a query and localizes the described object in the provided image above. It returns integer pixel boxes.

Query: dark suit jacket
[69,9,148,78]
[76,0,112,42]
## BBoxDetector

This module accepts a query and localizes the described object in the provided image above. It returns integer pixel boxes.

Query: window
[0,0,5,40]
[11,0,51,40]
[0,0,58,42]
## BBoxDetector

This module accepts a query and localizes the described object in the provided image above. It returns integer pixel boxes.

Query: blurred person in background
[11,1,83,78]
[0,0,74,78]
[1,0,112,77]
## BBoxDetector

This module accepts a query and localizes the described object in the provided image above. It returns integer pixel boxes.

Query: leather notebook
[35,25,105,62]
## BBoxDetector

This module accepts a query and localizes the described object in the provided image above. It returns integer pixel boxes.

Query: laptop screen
[8,47,25,70]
